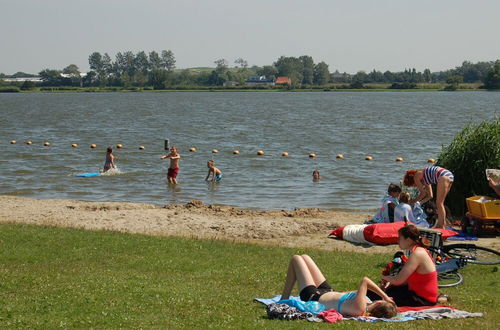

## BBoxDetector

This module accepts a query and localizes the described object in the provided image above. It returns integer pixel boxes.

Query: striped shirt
[422,166,454,185]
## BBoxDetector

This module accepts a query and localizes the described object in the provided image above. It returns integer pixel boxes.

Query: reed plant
[437,117,500,216]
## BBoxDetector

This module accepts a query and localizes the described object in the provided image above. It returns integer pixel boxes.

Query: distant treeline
[1,50,499,90]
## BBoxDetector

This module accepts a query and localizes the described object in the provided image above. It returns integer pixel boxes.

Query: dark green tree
[299,55,314,85]
[39,69,62,86]
[484,60,500,90]
[161,50,176,71]
[313,62,330,85]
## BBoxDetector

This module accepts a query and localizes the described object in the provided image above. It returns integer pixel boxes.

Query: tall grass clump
[437,117,500,216]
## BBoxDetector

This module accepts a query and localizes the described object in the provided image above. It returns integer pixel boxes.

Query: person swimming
[103,147,117,172]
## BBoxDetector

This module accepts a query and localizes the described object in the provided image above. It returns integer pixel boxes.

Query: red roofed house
[275,76,291,86]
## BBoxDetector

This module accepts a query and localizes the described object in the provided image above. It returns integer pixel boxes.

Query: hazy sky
[1,0,499,74]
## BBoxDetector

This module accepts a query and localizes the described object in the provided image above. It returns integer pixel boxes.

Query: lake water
[1,91,498,210]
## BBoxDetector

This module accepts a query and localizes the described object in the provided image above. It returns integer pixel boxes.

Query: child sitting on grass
[368,184,401,223]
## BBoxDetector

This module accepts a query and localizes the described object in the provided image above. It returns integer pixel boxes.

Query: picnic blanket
[255,295,482,322]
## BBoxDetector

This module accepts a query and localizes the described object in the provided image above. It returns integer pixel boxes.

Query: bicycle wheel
[438,271,464,288]
[443,244,500,265]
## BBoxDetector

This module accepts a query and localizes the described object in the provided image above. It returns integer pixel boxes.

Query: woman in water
[403,166,454,228]
[280,254,397,318]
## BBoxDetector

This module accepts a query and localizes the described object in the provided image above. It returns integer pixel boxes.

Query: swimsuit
[168,167,179,178]
[215,173,222,182]
[299,281,333,302]
[406,246,438,303]
[337,292,371,313]
[422,166,454,185]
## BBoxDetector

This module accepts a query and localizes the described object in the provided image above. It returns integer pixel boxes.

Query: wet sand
[1,196,498,253]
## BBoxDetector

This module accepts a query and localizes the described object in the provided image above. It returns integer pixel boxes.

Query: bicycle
[420,229,500,287]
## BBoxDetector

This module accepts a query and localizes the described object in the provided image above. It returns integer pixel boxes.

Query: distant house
[245,75,275,86]
[0,77,43,83]
[275,76,291,86]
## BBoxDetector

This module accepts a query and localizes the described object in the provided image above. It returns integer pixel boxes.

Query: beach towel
[255,296,482,322]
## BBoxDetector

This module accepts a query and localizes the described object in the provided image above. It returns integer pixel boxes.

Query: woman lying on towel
[280,254,397,318]
[368,224,438,306]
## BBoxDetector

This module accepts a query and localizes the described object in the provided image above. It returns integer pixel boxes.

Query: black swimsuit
[299,281,333,301]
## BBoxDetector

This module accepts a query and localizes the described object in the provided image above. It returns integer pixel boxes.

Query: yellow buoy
[395,157,404,162]
[25,141,33,145]
[44,142,50,146]
[212,149,219,153]
[189,147,196,152]
[71,143,78,148]
[233,150,240,155]
[365,156,373,161]
[281,152,289,157]
[336,154,344,159]
[10,140,17,144]
[116,144,123,149]
[90,144,97,148]
[257,150,264,155]
[309,153,317,158]
[427,158,436,163]
[139,146,145,150]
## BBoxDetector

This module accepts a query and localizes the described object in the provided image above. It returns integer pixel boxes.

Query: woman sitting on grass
[368,224,438,306]
[280,254,397,318]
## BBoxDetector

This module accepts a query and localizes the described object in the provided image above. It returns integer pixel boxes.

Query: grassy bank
[0,83,488,93]
[0,223,497,328]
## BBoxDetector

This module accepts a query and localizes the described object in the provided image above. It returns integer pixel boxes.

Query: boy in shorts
[161,146,181,184]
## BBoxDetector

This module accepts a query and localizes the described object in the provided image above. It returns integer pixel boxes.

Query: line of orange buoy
[6,141,432,161]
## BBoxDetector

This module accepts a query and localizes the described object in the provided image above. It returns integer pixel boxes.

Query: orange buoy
[116,144,123,149]
[189,147,196,152]
[365,156,373,161]
[336,154,344,159]
[233,150,240,155]
[427,158,436,163]
[395,157,404,162]
[43,142,50,146]
[281,152,289,157]
[212,149,219,153]
[25,141,33,145]
[139,146,145,150]
[90,144,97,148]
[10,140,17,144]
[309,153,317,158]
[257,150,264,155]
[71,143,78,148]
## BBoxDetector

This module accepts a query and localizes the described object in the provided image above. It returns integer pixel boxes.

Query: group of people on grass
[281,224,438,318]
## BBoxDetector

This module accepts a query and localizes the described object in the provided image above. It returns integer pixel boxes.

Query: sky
[1,0,499,74]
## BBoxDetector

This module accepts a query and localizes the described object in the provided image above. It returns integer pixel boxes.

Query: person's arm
[205,169,211,181]
[160,153,171,159]
[381,250,421,286]
[411,175,432,204]
[111,155,116,168]
[488,178,500,196]
[347,277,394,315]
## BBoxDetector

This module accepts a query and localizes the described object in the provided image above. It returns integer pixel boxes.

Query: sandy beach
[1,195,498,253]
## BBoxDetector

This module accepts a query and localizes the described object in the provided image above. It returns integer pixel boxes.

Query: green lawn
[0,223,497,328]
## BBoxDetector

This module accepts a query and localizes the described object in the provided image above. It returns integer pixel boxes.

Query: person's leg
[434,177,452,229]
[281,255,316,300]
[300,255,328,287]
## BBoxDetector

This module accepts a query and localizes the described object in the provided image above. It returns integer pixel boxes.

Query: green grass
[0,223,497,328]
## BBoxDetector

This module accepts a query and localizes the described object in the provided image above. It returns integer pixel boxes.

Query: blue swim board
[75,172,101,177]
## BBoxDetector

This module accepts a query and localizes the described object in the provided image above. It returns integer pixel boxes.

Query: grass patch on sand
[0,223,497,328]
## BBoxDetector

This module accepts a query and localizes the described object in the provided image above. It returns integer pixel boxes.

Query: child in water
[205,160,222,182]
[312,169,321,181]
[103,147,117,172]
[369,183,401,223]
[161,146,181,184]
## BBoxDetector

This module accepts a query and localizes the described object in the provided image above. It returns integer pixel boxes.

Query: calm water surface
[1,92,498,210]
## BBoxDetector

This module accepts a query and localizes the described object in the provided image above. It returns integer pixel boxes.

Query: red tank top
[407,246,438,302]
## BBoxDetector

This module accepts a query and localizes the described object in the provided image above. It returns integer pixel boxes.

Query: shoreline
[1,195,498,253]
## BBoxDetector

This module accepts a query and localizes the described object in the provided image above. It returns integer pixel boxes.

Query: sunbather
[280,254,397,318]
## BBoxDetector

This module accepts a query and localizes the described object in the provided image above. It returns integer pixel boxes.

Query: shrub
[389,82,417,89]
[437,118,500,216]
[0,86,20,93]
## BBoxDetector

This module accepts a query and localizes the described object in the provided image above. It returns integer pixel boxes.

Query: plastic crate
[466,195,500,220]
